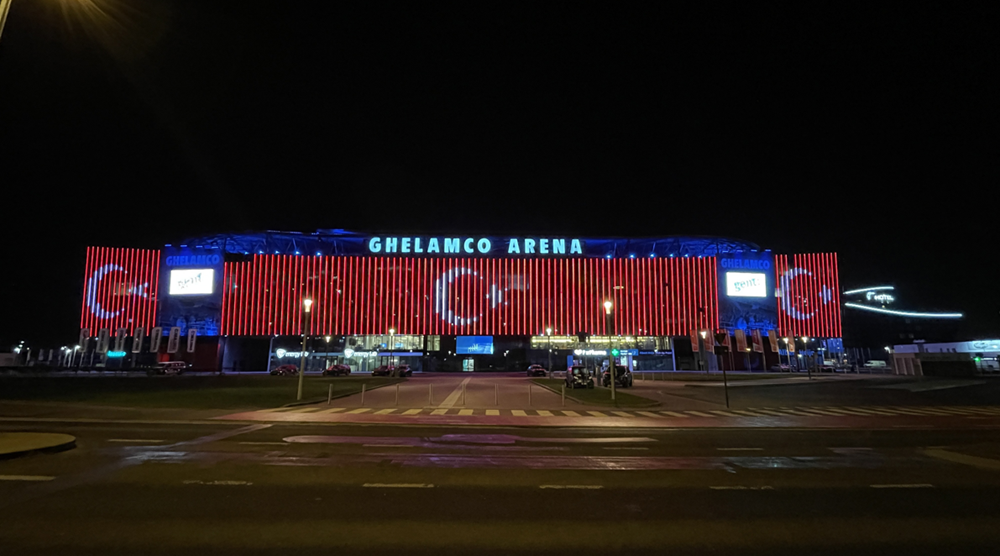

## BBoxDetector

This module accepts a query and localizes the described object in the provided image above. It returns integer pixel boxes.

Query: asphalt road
[3,419,1000,555]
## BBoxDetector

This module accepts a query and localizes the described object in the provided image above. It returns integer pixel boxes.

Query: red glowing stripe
[323,256,330,336]
[268,255,276,335]
[124,249,133,333]
[134,249,142,332]
[221,262,229,334]
[80,247,91,330]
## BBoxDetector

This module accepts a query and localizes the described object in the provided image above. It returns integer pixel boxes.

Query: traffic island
[0,432,76,459]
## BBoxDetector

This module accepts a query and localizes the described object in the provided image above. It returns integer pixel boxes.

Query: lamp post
[546,327,553,378]
[324,336,331,368]
[297,298,313,401]
[604,300,616,401]
[699,330,709,375]
[782,337,790,370]
[802,336,812,380]
[389,328,395,376]
[745,347,752,372]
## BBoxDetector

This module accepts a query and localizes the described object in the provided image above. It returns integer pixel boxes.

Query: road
[4,418,1000,555]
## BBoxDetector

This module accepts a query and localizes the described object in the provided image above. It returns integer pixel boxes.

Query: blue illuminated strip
[843,286,894,295]
[844,303,962,319]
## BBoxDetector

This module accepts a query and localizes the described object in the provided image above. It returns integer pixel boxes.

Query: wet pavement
[4,420,1000,554]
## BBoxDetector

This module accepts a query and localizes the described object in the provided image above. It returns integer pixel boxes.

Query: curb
[0,433,77,460]
[281,379,406,408]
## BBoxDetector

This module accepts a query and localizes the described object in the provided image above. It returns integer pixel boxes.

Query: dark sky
[1,1,997,348]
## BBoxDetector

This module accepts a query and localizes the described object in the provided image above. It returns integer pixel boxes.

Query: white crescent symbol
[780,268,815,321]
[87,264,127,319]
[436,267,494,326]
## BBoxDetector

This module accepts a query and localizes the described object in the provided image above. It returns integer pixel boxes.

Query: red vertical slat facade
[79,247,161,335]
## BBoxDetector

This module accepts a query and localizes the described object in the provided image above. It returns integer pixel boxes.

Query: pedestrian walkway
[220,404,1000,424]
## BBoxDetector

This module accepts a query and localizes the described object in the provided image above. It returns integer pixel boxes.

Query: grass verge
[531,379,660,408]
[632,372,795,382]
[0,376,405,410]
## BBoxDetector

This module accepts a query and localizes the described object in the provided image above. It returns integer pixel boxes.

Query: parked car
[565,365,595,389]
[147,361,188,376]
[323,364,351,377]
[602,366,633,388]
[769,364,793,372]
[270,364,298,376]
[372,365,413,377]
[526,364,547,377]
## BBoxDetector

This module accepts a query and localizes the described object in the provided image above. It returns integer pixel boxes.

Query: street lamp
[389,327,396,375]
[603,300,616,401]
[297,298,313,401]
[782,337,790,370]
[546,327,553,377]
[699,330,709,374]
[801,336,811,380]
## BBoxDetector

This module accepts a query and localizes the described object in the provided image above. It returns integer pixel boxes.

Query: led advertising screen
[725,272,767,298]
[456,336,494,355]
[168,268,215,295]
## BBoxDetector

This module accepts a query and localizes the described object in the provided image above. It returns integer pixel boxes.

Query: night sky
[1,1,996,348]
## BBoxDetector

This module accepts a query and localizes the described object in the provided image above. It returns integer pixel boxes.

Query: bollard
[528,383,532,406]
[429,384,433,406]
[462,382,467,406]
[495,383,499,406]
[327,384,333,405]
[561,384,565,406]
[395,383,400,406]
[361,383,366,407]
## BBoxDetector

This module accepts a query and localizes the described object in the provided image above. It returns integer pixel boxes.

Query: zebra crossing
[256,405,1000,420]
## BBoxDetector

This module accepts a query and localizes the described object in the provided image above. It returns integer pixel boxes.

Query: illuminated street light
[297,298,313,401]
[800,336,812,380]
[389,328,396,374]
[546,327,553,377]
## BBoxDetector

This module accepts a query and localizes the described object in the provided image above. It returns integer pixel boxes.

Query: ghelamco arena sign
[368,237,584,255]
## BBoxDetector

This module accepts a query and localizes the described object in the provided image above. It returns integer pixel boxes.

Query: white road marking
[512,410,528,416]
[486,410,500,416]
[536,410,554,417]
[183,480,252,486]
[709,485,773,490]
[346,408,372,414]
[238,441,287,445]
[106,439,164,443]
[686,411,716,418]
[438,377,473,408]
[458,409,475,416]
[374,409,396,415]
[402,409,423,415]
[870,484,934,489]
[363,483,434,488]
[717,447,764,451]
[430,409,449,415]
[586,411,607,417]
[0,475,55,482]
[659,411,690,418]
[539,485,603,489]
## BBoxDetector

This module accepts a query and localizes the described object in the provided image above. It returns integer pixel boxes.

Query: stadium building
[77,230,843,373]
